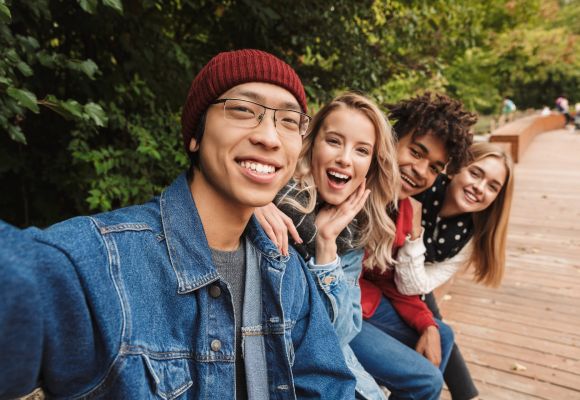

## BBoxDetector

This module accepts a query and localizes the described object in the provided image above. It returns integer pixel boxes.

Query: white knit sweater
[394,229,472,295]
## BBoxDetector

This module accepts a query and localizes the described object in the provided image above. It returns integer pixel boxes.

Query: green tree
[1,0,579,227]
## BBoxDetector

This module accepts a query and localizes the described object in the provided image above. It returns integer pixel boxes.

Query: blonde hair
[467,142,515,287]
[283,92,400,270]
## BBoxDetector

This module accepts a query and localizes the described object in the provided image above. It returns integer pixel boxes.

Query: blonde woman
[394,142,515,400]
[255,91,399,399]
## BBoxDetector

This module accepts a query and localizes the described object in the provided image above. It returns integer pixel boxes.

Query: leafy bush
[1,0,579,226]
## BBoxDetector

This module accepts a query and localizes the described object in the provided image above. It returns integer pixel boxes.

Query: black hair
[386,92,477,174]
[188,112,207,172]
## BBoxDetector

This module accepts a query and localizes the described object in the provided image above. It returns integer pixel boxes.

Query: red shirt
[359,198,437,333]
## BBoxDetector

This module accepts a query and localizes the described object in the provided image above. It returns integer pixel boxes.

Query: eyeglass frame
[210,98,311,137]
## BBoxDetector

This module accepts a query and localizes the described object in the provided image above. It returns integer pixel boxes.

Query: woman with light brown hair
[394,141,515,400]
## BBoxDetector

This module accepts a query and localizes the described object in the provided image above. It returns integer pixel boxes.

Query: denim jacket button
[209,285,221,298]
[211,339,222,352]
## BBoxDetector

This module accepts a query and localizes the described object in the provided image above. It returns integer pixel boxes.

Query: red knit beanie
[181,49,307,152]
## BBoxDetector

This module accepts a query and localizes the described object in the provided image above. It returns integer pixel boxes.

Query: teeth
[240,160,275,174]
[328,171,349,180]
[401,174,416,187]
[465,191,478,202]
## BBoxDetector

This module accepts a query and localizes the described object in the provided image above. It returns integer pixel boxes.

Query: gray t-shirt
[210,242,247,400]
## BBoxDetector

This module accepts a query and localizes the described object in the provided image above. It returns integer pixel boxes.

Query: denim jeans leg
[365,296,454,371]
[424,293,478,400]
[350,321,443,400]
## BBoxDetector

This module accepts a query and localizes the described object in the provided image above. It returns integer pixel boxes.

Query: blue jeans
[350,296,454,400]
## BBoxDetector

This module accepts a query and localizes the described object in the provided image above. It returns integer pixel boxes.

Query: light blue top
[309,250,389,400]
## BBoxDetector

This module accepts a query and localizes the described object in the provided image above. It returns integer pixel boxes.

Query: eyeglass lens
[222,99,308,136]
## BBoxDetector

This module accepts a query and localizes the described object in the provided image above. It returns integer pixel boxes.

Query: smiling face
[443,155,507,216]
[310,107,376,206]
[396,132,448,199]
[189,82,303,211]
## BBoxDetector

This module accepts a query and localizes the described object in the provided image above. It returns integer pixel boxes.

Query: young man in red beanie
[0,49,355,400]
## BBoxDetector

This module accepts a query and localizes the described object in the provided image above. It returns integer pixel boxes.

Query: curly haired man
[352,92,476,400]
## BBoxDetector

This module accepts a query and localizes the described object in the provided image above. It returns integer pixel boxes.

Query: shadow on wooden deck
[440,128,580,400]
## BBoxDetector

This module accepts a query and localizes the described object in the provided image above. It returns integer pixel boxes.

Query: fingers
[416,342,440,366]
[409,197,423,239]
[350,179,366,203]
[409,197,422,217]
[415,327,442,366]
[423,346,441,366]
[254,206,279,249]
[263,208,289,256]
[282,213,302,245]
[345,180,370,215]
[428,352,441,367]
[263,203,303,256]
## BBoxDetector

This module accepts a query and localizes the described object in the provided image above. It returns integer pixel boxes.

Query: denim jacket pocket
[142,355,193,400]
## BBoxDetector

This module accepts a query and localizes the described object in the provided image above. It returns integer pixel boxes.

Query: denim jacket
[309,251,388,400]
[0,173,355,400]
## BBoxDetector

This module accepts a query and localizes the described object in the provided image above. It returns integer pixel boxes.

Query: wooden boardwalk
[440,129,580,400]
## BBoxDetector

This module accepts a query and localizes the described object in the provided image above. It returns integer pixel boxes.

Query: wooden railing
[489,113,566,163]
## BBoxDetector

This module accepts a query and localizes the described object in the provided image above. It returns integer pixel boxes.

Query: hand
[415,325,442,366]
[254,203,302,256]
[409,197,423,240]
[314,181,370,264]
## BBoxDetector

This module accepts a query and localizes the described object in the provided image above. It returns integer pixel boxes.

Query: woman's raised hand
[254,202,302,256]
[314,181,371,264]
[409,197,423,240]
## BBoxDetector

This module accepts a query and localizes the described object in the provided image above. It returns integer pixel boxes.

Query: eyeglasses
[211,98,311,137]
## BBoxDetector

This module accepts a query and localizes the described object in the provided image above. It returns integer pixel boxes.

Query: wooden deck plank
[466,364,580,399]
[441,292,580,328]
[447,311,580,348]
[447,285,579,314]
[458,344,580,390]
[440,129,580,399]
[443,302,580,336]
[447,320,580,361]
[442,383,538,400]
[456,335,580,376]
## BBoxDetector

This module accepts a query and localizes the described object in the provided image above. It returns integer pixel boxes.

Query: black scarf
[274,180,358,262]
[415,175,473,262]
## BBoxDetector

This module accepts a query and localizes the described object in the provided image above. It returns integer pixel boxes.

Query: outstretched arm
[0,222,44,399]
[1,218,116,400]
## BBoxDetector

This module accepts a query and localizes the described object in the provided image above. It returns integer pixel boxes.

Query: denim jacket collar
[160,173,287,294]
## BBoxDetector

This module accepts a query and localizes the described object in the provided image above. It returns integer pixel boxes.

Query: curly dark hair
[387,92,477,174]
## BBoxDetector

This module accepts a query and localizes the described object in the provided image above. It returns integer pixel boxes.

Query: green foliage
[7,87,38,114]
[445,48,502,114]
[1,0,579,226]
[78,0,123,15]
[0,0,11,23]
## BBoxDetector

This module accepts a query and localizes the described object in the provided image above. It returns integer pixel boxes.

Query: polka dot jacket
[415,175,473,263]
